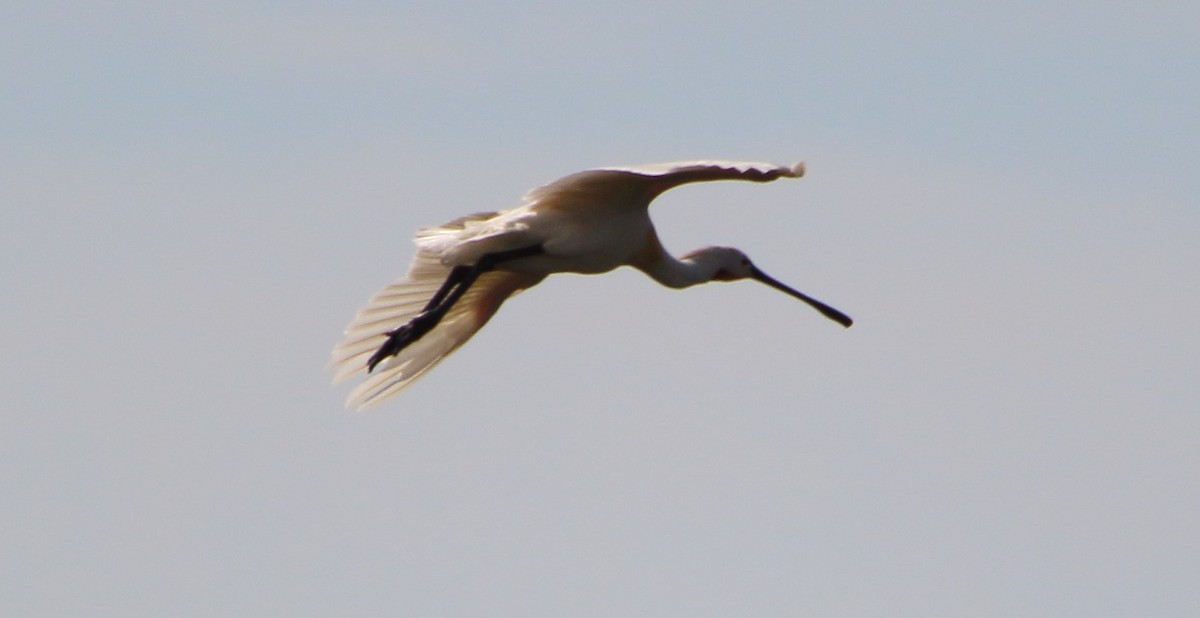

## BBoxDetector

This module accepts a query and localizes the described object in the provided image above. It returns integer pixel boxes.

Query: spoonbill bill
[330,160,851,409]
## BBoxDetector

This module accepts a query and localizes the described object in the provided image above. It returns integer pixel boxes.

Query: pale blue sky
[3,2,1198,616]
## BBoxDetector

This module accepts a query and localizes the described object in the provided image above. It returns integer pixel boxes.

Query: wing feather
[523,160,804,205]
[599,160,805,181]
[329,250,541,409]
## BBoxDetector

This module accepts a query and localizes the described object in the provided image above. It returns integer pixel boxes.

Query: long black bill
[751,266,853,328]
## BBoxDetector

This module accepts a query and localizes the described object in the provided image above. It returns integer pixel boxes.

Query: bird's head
[686,246,755,281]
[686,246,853,328]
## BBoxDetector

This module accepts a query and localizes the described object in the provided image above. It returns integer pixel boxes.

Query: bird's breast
[508,206,654,276]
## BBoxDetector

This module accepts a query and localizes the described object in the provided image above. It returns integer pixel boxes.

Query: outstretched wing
[523,160,805,206]
[329,250,540,410]
[600,160,805,183]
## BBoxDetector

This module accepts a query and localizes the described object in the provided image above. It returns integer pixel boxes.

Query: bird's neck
[641,253,716,289]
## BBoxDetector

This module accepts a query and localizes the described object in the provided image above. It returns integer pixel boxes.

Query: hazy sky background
[3,2,1197,616]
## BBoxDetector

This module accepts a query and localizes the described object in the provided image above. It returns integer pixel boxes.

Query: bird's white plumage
[331,160,830,409]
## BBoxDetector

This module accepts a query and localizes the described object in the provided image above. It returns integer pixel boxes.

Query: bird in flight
[330,160,852,409]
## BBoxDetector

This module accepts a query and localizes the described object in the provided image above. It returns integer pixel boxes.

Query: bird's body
[331,160,851,409]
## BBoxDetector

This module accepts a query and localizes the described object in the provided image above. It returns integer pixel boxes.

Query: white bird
[330,160,851,409]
